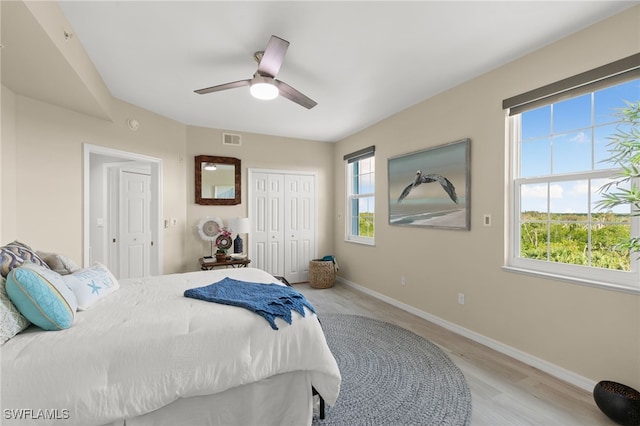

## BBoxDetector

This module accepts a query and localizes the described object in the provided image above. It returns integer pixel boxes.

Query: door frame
[83,144,163,275]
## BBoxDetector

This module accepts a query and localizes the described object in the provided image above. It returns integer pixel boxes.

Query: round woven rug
[314,313,472,426]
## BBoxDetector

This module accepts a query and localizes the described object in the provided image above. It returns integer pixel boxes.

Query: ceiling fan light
[250,81,279,100]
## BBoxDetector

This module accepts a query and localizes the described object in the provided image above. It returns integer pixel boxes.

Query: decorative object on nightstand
[215,252,227,262]
[197,217,224,258]
[214,227,233,261]
[229,217,250,254]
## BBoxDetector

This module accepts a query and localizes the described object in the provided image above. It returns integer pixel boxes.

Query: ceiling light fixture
[203,163,217,171]
[250,76,279,100]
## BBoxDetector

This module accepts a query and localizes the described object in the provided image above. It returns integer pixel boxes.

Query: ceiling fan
[194,35,317,109]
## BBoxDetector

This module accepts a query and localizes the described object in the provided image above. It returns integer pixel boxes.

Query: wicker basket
[309,259,335,289]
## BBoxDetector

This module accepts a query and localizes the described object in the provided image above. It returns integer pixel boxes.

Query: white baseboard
[337,277,596,393]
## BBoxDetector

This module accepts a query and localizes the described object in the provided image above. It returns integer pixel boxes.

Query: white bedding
[1,268,341,425]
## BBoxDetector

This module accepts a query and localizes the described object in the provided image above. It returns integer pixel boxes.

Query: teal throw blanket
[184,278,315,330]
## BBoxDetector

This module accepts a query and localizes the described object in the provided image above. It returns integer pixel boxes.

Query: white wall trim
[337,276,597,392]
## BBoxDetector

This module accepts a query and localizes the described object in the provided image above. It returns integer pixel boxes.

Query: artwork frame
[388,138,470,230]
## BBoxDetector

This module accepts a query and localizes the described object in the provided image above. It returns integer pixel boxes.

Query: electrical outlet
[458,292,465,305]
[400,276,406,286]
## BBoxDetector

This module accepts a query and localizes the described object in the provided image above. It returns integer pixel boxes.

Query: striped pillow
[0,241,49,278]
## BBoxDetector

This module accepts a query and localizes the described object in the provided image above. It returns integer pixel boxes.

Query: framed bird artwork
[388,138,470,230]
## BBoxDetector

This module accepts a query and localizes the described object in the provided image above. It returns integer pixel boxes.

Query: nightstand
[199,257,251,270]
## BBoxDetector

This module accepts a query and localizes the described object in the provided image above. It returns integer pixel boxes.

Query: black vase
[593,381,640,426]
[233,235,243,254]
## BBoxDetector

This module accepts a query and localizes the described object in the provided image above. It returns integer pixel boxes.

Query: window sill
[502,266,640,295]
[344,238,375,247]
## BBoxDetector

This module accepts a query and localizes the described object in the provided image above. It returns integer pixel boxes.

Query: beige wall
[0,84,335,276]
[1,0,638,393]
[1,86,17,243]
[0,90,188,274]
[186,126,334,272]
[0,3,3,240]
[334,7,640,389]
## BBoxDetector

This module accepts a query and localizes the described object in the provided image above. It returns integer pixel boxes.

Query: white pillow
[0,276,30,344]
[63,263,119,310]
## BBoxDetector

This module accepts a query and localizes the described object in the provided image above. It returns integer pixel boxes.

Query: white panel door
[251,172,285,277]
[250,170,316,283]
[119,171,151,279]
[252,173,269,270]
[267,173,285,276]
[284,174,315,283]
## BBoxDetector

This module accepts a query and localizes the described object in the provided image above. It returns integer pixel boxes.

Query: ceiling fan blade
[257,35,289,78]
[275,80,317,109]
[194,79,250,95]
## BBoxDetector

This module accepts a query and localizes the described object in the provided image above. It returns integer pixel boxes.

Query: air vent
[223,133,241,146]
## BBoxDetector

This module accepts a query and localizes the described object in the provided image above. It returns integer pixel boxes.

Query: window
[345,146,375,244]
[505,55,640,292]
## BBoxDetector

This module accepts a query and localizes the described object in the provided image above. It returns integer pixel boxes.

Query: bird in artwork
[397,170,458,204]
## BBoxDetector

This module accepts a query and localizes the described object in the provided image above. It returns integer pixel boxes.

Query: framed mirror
[195,155,241,205]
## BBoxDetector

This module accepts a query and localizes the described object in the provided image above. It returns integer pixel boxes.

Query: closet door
[250,170,316,282]
[284,174,315,283]
[252,172,285,277]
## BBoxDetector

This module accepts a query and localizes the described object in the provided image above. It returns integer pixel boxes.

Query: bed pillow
[63,263,119,310]
[6,263,77,331]
[0,241,50,278]
[0,276,30,344]
[37,251,81,275]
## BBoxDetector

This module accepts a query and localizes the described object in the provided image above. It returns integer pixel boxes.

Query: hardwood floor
[294,282,615,426]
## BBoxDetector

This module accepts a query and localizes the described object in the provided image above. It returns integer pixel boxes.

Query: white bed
[1,267,341,426]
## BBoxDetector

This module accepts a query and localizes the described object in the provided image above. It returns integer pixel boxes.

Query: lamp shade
[230,217,250,234]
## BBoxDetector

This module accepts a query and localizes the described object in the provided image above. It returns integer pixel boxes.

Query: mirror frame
[195,155,241,205]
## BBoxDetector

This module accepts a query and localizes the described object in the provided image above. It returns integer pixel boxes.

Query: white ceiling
[56,1,637,142]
